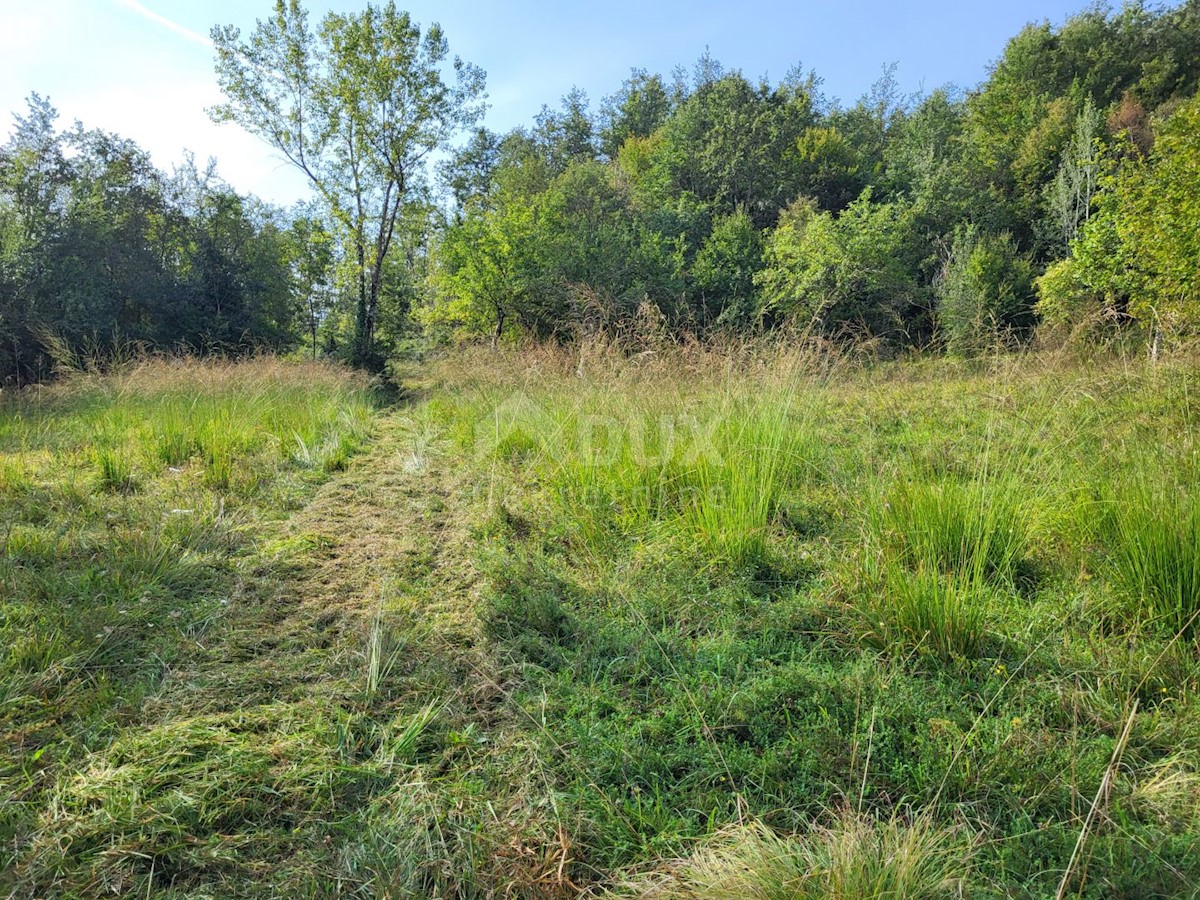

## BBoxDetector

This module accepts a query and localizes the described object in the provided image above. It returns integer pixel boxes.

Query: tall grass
[867,565,991,662]
[94,445,135,492]
[873,473,1030,583]
[1101,474,1200,636]
[463,363,820,569]
[682,393,806,566]
[614,814,968,899]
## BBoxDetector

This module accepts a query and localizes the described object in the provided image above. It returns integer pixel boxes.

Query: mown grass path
[4,392,574,897]
[150,406,485,714]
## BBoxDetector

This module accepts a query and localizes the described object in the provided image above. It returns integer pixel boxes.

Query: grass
[5,343,1200,896]
[1101,471,1200,637]
[94,444,136,492]
[612,813,968,899]
[864,565,991,662]
[0,355,378,896]
[873,472,1031,583]
[415,341,1200,895]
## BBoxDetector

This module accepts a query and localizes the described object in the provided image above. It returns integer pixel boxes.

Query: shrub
[936,225,1035,356]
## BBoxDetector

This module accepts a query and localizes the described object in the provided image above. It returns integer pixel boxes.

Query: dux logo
[473,392,724,469]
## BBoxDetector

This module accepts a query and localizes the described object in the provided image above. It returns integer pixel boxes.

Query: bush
[936,225,1035,356]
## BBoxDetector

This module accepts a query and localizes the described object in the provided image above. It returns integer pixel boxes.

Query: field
[3,346,1200,897]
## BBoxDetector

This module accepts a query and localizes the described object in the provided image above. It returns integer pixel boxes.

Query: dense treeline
[0,97,303,383]
[2,1,1198,383]
[424,1,1200,352]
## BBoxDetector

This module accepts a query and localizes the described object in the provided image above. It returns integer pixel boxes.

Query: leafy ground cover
[3,346,1200,897]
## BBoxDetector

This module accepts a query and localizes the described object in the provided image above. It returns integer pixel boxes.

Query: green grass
[0,356,378,895]
[1101,471,1200,637]
[864,565,991,662]
[873,472,1031,583]
[414,343,1200,895]
[94,444,136,492]
[6,344,1200,897]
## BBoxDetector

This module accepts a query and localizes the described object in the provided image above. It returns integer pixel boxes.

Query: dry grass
[610,814,969,899]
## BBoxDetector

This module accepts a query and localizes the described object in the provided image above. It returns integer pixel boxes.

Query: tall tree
[211,0,485,365]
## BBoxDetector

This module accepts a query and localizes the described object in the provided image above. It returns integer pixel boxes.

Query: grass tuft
[1101,475,1200,636]
[873,473,1029,583]
[864,565,990,662]
[614,814,968,899]
[94,445,135,493]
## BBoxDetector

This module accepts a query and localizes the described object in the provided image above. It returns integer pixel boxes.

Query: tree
[1044,99,1103,253]
[1037,91,1200,343]
[756,192,923,339]
[599,69,673,158]
[440,127,500,209]
[211,0,485,366]
[533,88,597,173]
[656,69,816,227]
[287,212,334,358]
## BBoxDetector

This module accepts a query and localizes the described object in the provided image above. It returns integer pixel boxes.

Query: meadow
[3,345,1200,897]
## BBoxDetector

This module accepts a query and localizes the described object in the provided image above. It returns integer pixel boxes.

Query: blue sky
[1,0,1104,206]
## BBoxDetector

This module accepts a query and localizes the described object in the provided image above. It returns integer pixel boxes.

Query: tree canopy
[210,0,485,366]
[3,0,1199,383]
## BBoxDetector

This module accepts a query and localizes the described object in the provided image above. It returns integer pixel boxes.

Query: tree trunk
[492,308,506,349]
[354,236,370,364]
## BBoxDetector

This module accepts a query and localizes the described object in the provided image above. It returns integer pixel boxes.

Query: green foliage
[1044,99,1103,253]
[600,69,674,158]
[0,100,300,383]
[691,209,764,327]
[1037,92,1200,342]
[1116,93,1200,337]
[421,5,1200,351]
[655,72,816,228]
[936,226,1035,355]
[757,192,922,338]
[211,0,485,366]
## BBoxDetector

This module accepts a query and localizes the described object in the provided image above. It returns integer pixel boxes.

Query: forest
[2,1,1198,382]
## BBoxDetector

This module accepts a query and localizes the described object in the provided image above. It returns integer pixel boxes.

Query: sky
[0,0,1101,207]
